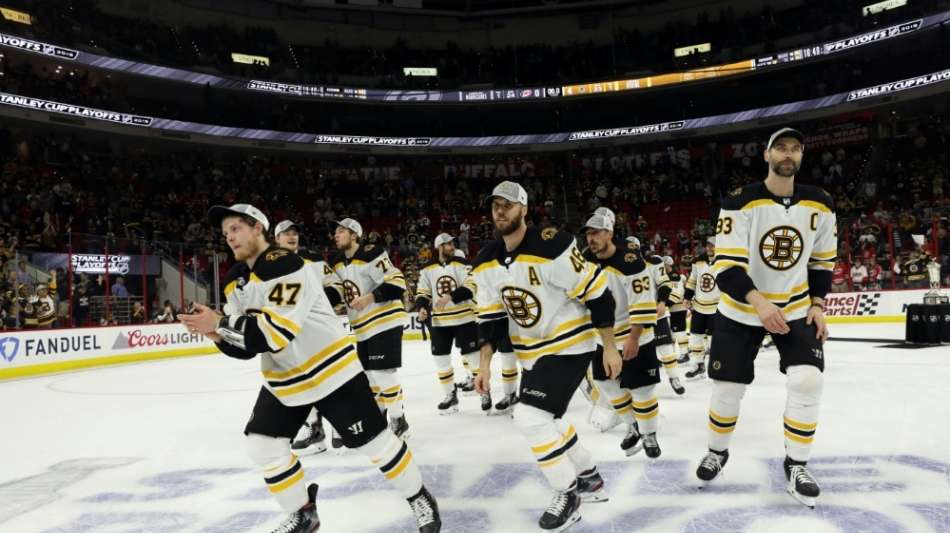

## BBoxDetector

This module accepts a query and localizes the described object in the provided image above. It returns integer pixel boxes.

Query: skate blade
[580,491,609,503]
[697,471,724,489]
[438,406,460,416]
[541,511,581,532]
[623,444,644,457]
[787,487,816,509]
[295,443,328,456]
[685,374,705,382]
[490,407,513,417]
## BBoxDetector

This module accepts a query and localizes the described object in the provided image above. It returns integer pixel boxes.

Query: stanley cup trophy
[923,259,948,304]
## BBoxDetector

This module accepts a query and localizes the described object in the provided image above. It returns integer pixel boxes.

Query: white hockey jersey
[714,182,837,327]
[645,255,672,319]
[328,244,409,342]
[415,257,476,327]
[668,273,686,313]
[471,227,608,370]
[220,247,363,406]
[585,243,657,347]
[686,256,720,315]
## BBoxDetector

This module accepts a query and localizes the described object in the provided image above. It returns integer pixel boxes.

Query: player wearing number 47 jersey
[696,128,836,510]
[179,204,440,533]
[471,181,622,532]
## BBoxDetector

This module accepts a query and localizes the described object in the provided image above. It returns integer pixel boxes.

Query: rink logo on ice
[825,293,881,316]
[112,330,204,350]
[0,337,19,362]
[29,454,950,532]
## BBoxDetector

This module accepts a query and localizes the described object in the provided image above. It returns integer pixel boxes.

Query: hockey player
[695,128,835,509]
[180,204,440,533]
[583,213,663,458]
[684,237,720,380]
[271,221,332,456]
[665,256,690,363]
[472,181,622,531]
[415,233,480,414]
[326,218,412,439]
[639,244,685,395]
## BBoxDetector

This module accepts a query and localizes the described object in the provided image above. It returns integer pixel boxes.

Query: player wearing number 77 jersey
[325,218,412,440]
[180,204,440,533]
[695,128,837,510]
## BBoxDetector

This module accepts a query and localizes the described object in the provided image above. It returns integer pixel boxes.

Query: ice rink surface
[1,322,949,533]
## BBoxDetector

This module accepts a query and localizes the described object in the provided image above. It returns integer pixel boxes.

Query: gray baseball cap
[274,220,301,237]
[485,180,528,205]
[627,236,641,248]
[767,127,805,150]
[208,203,270,231]
[434,233,454,248]
[334,218,363,238]
[583,213,614,232]
[593,207,616,225]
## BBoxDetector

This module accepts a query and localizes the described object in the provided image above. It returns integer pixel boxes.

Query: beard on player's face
[771,158,800,177]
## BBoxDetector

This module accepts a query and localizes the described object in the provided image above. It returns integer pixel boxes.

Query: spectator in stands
[111,276,130,298]
[130,301,146,324]
[15,260,31,289]
[850,258,868,291]
[73,284,90,327]
[866,256,884,291]
[832,260,850,293]
[155,300,177,323]
[100,310,118,326]
[30,284,57,329]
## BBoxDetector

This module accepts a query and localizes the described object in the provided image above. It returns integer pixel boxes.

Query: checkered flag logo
[857,293,882,315]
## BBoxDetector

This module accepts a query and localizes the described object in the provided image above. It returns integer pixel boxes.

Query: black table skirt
[905,304,950,344]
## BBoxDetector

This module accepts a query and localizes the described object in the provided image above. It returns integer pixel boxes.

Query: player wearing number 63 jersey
[326,218,412,439]
[696,128,836,510]
[583,213,663,459]
[181,204,440,533]
[471,181,622,532]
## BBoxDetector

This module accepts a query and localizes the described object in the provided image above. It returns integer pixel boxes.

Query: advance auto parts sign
[0,324,217,379]
[825,289,932,317]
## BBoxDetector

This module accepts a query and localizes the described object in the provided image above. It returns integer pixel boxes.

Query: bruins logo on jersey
[541,228,557,241]
[625,253,637,263]
[759,226,804,271]
[700,273,717,292]
[265,249,288,261]
[436,275,457,296]
[501,286,541,328]
[342,280,362,305]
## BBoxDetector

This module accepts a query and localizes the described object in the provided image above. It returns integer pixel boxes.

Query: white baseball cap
[767,127,805,151]
[434,233,454,248]
[583,213,614,232]
[662,256,674,266]
[274,220,301,238]
[626,236,641,248]
[208,203,270,231]
[706,236,716,245]
[486,181,528,205]
[334,218,363,238]
[593,207,616,225]
[454,249,466,258]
